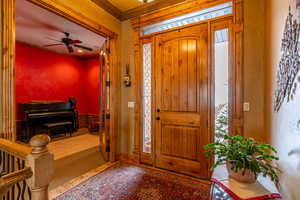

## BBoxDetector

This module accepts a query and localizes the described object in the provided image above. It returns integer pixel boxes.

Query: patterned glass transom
[141,2,232,35]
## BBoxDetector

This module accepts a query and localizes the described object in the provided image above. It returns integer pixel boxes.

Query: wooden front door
[154,24,210,179]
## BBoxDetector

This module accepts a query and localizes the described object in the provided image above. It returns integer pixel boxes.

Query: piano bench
[44,121,73,137]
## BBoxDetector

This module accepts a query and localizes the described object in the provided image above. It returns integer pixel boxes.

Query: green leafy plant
[215,104,228,141]
[204,135,281,184]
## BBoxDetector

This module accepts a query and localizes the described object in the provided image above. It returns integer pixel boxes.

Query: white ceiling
[16,0,106,58]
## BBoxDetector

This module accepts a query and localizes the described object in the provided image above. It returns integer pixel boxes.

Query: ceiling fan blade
[64,32,70,37]
[74,44,93,51]
[45,37,62,42]
[67,45,74,53]
[43,43,64,47]
[70,40,82,44]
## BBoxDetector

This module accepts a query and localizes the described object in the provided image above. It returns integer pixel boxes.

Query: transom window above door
[141,1,232,35]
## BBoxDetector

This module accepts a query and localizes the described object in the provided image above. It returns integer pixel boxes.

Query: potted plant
[204,135,280,184]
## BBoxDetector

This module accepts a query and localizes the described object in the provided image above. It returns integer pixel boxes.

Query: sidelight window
[214,28,229,142]
[142,43,152,153]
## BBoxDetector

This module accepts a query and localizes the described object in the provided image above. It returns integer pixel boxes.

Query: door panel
[161,125,198,160]
[155,24,210,179]
[161,39,198,112]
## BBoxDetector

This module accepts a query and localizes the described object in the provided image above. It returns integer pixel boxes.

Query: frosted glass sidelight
[142,43,152,153]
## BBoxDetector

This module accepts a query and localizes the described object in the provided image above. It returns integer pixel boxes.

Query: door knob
[156,117,160,120]
[157,109,160,112]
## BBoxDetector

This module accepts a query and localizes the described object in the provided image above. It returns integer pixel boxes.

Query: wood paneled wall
[0,0,16,141]
[232,0,244,136]
[132,25,141,159]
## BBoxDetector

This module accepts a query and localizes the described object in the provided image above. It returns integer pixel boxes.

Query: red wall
[16,42,100,117]
[84,58,100,115]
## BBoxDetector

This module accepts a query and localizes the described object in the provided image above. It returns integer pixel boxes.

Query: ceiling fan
[43,32,93,53]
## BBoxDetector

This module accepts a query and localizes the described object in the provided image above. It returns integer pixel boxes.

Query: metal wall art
[274,7,300,112]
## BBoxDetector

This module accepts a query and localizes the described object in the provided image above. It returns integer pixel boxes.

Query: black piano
[19,98,79,142]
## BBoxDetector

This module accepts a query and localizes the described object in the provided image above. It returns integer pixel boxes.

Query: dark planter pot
[226,162,257,184]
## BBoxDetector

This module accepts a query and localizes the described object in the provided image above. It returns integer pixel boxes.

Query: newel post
[26,135,54,200]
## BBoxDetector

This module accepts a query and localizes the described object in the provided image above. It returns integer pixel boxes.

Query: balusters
[0,167,32,200]
[0,151,4,176]
[0,151,32,200]
[0,134,52,200]
[11,156,15,200]
[15,158,22,200]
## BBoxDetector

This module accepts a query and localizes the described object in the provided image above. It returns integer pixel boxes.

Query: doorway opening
[14,0,112,190]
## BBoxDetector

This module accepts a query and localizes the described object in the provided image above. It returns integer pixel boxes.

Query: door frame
[131,0,244,168]
[0,0,120,162]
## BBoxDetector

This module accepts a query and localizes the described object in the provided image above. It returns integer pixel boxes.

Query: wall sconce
[123,64,131,87]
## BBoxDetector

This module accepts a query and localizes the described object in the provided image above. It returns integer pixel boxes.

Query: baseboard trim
[116,153,139,164]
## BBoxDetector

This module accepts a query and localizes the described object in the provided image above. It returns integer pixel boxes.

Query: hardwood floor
[48,132,100,161]
[48,132,107,196]
[49,150,106,192]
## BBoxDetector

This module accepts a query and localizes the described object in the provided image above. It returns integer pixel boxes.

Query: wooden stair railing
[0,134,54,200]
[0,167,33,198]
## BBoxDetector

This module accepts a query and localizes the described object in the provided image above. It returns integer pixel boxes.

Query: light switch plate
[128,101,135,108]
[243,102,250,112]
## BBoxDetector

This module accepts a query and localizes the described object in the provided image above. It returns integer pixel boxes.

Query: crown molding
[91,0,188,21]
[91,0,122,20]
[121,0,187,21]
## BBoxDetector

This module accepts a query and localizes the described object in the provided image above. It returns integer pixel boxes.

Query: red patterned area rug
[54,163,211,200]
